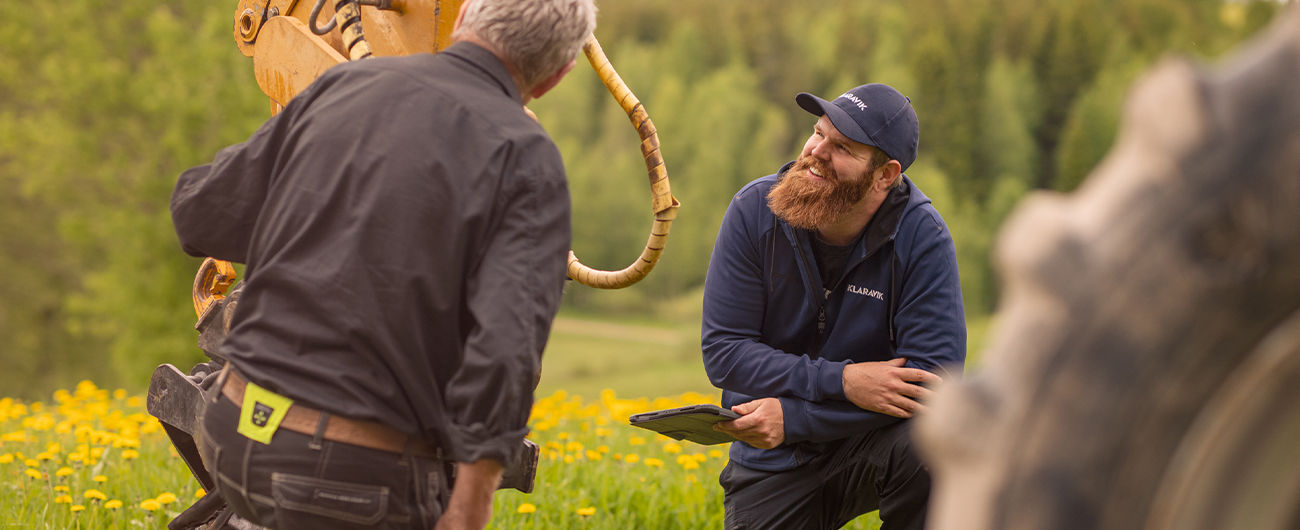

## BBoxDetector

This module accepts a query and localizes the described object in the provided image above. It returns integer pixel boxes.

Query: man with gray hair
[170,0,596,528]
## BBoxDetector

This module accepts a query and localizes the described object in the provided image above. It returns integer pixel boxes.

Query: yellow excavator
[146,1,676,528]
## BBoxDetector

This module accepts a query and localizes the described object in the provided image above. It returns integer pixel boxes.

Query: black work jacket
[170,42,571,465]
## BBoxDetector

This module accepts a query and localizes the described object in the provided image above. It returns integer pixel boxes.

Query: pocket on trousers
[271,472,390,528]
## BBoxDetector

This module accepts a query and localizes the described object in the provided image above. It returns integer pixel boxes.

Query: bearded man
[701,83,966,530]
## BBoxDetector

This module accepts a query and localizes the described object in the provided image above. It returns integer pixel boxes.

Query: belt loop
[206,364,232,405]
[309,412,330,451]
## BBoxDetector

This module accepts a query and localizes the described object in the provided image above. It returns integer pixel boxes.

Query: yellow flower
[105,500,123,509]
[557,432,569,440]
[682,459,700,470]
[54,485,69,492]
[629,436,646,446]
[517,503,537,514]
[24,469,42,479]
[709,450,724,458]
[531,421,552,432]
[693,453,707,462]
[624,454,639,464]
[55,494,72,504]
[676,455,693,465]
[586,450,601,461]
[597,445,610,453]
[126,396,143,408]
[56,467,74,477]
[93,475,107,483]
[663,443,682,454]
[563,455,574,464]
[70,505,86,512]
[113,389,127,400]
[46,443,61,454]
[156,492,178,504]
[613,453,623,461]
[577,507,596,517]
[121,449,139,460]
[0,454,12,464]
[645,458,664,468]
[565,441,583,452]
[24,458,39,467]
[84,489,107,501]
[140,499,161,511]
[196,488,206,498]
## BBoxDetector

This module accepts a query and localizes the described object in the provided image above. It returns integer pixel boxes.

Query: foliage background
[0,0,1283,397]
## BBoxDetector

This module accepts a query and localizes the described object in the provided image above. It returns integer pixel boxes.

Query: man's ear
[876,159,902,191]
[527,59,577,100]
[452,0,471,34]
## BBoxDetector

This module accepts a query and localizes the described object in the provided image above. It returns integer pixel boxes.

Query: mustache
[791,156,837,182]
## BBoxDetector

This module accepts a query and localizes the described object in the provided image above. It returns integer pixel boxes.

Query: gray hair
[453,0,598,89]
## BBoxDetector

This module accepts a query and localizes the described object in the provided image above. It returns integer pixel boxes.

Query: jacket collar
[442,41,521,103]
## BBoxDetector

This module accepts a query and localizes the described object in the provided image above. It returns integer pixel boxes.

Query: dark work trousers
[199,393,448,530]
[719,421,930,530]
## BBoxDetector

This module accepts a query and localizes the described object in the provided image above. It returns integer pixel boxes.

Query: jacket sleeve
[893,209,966,380]
[779,396,902,444]
[701,188,851,403]
[441,165,571,466]
[169,109,293,263]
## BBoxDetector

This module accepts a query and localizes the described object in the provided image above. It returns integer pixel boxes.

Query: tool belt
[221,368,439,458]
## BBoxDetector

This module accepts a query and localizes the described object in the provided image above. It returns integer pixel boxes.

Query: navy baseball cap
[795,84,919,171]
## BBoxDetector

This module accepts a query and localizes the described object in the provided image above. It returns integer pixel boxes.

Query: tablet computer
[628,404,741,445]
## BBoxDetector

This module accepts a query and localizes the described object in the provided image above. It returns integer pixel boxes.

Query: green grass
[2,309,993,528]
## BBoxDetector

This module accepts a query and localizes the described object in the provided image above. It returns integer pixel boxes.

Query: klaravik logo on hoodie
[847,284,885,300]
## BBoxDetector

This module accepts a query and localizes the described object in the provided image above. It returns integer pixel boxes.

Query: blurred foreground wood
[918,5,1300,530]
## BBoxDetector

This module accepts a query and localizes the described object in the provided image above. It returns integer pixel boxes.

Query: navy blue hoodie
[702,163,966,472]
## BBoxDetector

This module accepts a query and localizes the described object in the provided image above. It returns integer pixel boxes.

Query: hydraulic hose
[566,36,679,289]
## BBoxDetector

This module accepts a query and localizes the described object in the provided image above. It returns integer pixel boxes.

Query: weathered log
[917,5,1300,530]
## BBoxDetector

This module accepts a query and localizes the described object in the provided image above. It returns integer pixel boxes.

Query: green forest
[0,0,1282,397]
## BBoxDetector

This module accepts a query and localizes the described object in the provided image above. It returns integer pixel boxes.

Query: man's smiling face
[766,115,881,230]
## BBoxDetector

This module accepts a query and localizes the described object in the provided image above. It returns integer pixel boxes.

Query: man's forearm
[435,459,503,530]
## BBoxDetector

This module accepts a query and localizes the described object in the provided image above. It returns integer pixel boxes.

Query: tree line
[0,0,1280,396]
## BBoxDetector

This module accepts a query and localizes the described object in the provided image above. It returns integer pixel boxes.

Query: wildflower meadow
[1,381,883,529]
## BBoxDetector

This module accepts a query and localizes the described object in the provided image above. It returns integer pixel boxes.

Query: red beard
[767,156,872,230]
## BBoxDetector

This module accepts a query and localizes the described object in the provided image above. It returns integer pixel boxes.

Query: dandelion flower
[565,441,583,452]
[624,454,640,464]
[140,499,161,511]
[196,488,206,498]
[682,459,700,470]
[70,505,85,512]
[557,432,569,440]
[664,443,682,454]
[586,450,601,461]
[54,485,69,492]
[613,453,623,461]
[563,455,574,464]
[56,467,74,477]
[156,492,178,504]
[517,503,537,514]
[93,475,107,483]
[24,458,39,467]
[577,507,596,516]
[55,494,72,504]
[629,436,645,446]
[113,389,127,400]
[24,469,42,480]
[709,450,724,458]
[84,489,107,501]
[46,443,61,453]
[121,449,139,460]
[105,500,122,509]
[693,453,707,462]
[0,454,12,464]
[645,458,664,468]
